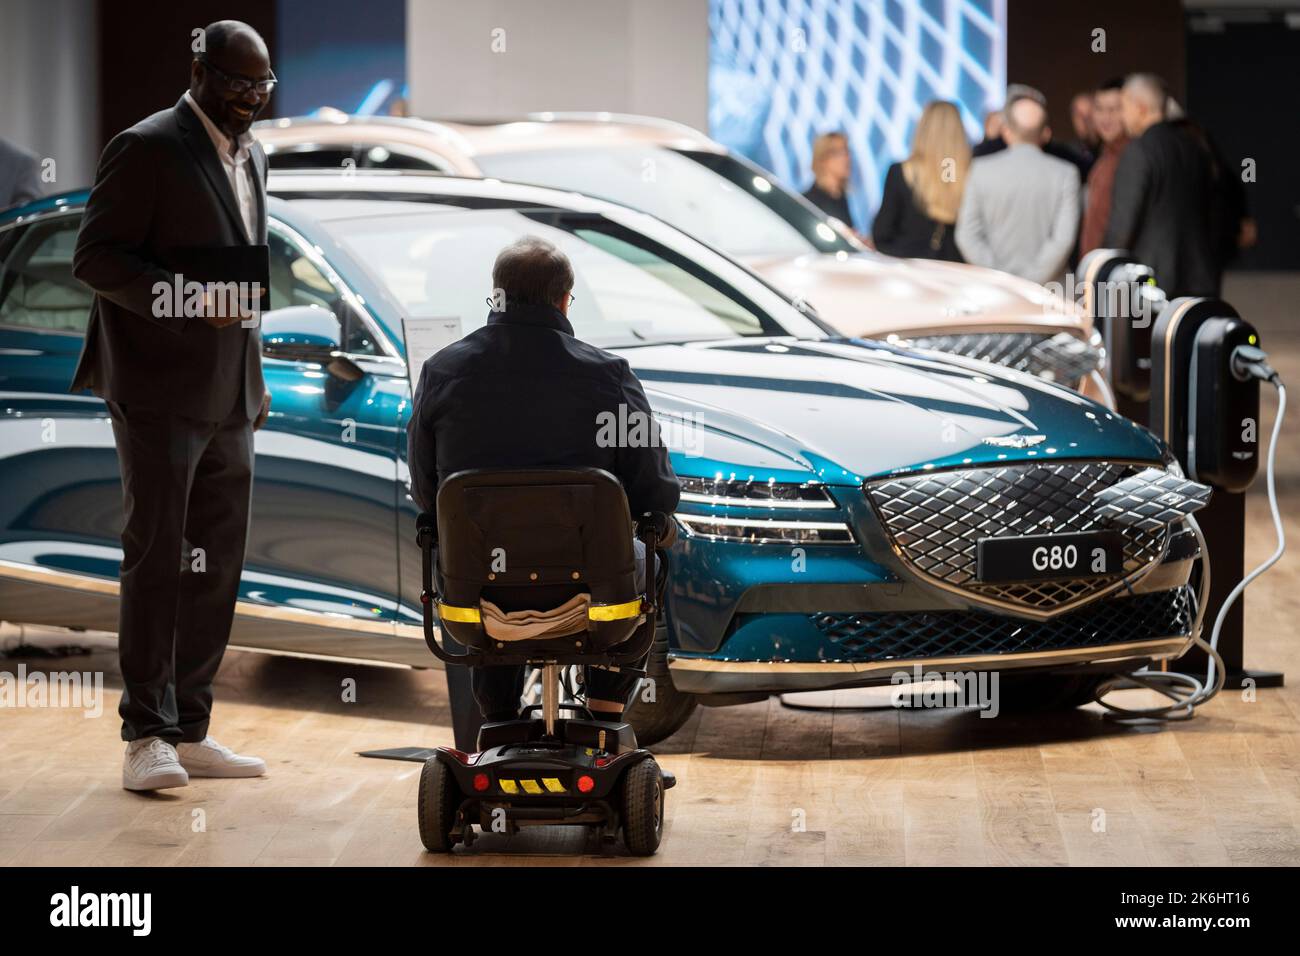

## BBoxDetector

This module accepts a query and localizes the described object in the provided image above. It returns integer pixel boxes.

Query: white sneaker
[176,736,266,778]
[123,737,189,791]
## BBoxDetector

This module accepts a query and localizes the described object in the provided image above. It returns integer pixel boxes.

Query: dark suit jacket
[71,96,268,421]
[406,303,680,537]
[1103,121,1218,299]
[0,138,43,210]
[871,162,962,261]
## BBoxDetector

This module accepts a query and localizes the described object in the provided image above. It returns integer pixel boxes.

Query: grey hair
[491,235,574,310]
[1124,73,1170,118]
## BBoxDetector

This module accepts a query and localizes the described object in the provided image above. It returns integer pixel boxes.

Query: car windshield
[320,204,827,349]
[473,146,857,259]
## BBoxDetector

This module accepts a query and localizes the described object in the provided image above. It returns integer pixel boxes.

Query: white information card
[401,317,463,395]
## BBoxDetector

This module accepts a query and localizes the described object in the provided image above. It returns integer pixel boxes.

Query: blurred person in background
[1067,91,1098,174]
[802,131,858,233]
[971,84,1091,183]
[871,100,969,261]
[1078,77,1129,257]
[0,136,43,209]
[1104,73,1218,297]
[973,108,1004,157]
[955,93,1080,285]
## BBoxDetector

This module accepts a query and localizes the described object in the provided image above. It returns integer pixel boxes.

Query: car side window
[266,144,443,174]
[267,147,355,171]
[354,144,442,172]
[266,228,379,355]
[0,214,94,334]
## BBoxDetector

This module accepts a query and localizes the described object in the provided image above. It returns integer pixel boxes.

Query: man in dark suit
[407,236,680,750]
[1104,73,1219,299]
[0,137,43,209]
[72,21,275,791]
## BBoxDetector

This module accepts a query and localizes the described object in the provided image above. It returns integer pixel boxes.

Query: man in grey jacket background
[955,94,1081,285]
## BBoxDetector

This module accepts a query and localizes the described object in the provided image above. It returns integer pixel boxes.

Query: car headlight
[678,476,836,508]
[675,513,855,544]
[675,477,854,544]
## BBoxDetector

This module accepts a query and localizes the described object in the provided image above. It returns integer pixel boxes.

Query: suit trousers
[107,398,253,743]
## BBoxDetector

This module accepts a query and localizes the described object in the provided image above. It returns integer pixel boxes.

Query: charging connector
[1231,344,1279,385]
[1097,355,1286,721]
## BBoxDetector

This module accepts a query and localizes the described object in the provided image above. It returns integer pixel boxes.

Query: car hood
[620,337,1162,485]
[743,251,1089,340]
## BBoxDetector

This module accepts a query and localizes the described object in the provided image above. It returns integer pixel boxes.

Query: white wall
[407,0,709,129]
[0,0,99,193]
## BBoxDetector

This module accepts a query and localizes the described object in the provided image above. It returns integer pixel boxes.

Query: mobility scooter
[416,468,673,855]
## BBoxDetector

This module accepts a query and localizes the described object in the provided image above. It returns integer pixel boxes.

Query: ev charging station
[1078,250,1165,424]
[1081,252,1286,691]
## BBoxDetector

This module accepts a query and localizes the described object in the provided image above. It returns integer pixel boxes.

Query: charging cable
[1097,347,1286,720]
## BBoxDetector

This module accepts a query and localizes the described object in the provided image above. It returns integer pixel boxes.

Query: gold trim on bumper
[667,636,1191,677]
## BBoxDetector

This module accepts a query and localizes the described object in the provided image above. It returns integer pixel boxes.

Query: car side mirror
[261,305,342,362]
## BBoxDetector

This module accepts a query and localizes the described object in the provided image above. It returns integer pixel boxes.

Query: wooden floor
[3,272,1299,867]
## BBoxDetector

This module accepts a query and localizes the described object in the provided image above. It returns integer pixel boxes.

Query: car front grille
[810,587,1194,664]
[865,462,1170,614]
[905,331,1101,385]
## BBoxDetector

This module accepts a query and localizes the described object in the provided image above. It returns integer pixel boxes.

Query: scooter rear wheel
[418,756,459,852]
[621,757,665,856]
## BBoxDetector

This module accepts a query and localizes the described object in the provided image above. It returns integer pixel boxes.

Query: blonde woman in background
[872,101,970,260]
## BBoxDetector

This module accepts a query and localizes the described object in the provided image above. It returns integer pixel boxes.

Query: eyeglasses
[485,292,576,311]
[199,57,278,95]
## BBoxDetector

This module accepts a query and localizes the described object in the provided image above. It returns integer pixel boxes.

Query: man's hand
[201,286,252,329]
[254,391,271,431]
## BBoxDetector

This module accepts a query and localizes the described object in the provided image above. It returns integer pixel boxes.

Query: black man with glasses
[72,20,277,791]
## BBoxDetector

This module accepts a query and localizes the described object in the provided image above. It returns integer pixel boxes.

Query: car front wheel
[623,621,697,746]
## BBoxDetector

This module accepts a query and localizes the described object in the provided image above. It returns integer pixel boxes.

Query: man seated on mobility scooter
[406,236,680,854]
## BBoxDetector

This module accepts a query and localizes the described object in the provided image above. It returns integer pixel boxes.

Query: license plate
[976,532,1124,583]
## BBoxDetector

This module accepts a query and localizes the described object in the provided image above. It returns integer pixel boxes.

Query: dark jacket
[71,95,268,421]
[1103,120,1219,299]
[871,162,962,261]
[406,303,680,537]
[802,183,856,231]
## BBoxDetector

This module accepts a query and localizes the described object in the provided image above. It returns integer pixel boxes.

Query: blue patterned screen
[709,0,1007,232]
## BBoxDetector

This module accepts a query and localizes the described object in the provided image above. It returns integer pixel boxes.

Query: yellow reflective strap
[498,779,518,794]
[437,602,481,623]
[588,598,642,621]
[542,778,566,793]
[519,779,542,794]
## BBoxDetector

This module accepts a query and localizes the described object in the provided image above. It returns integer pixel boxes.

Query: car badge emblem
[981,434,1047,449]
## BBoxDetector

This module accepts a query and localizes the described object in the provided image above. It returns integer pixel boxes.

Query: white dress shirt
[184,90,258,242]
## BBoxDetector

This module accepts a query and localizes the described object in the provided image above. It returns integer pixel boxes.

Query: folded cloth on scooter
[479,594,591,641]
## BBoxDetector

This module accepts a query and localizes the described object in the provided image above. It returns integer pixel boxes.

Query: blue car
[0,174,1197,743]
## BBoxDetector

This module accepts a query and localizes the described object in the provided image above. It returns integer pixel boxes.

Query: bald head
[1003,96,1049,146]
[190,20,273,138]
[1121,73,1168,137]
[204,20,269,62]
